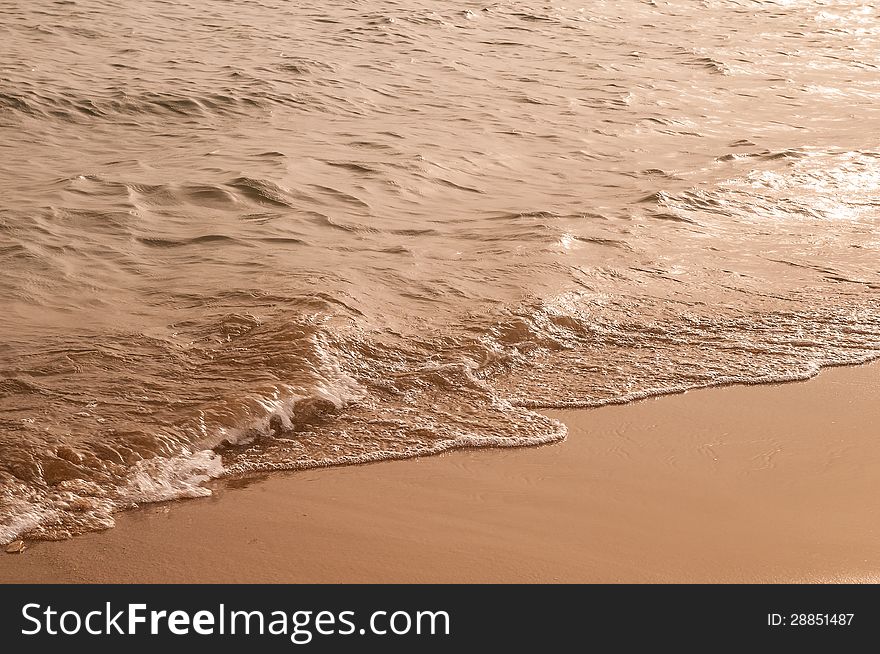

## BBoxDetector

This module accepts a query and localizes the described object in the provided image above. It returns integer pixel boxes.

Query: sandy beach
[1,362,877,584]
[4,0,880,582]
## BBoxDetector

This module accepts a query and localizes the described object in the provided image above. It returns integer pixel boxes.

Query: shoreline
[1,361,879,583]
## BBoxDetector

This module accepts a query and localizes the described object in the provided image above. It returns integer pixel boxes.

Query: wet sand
[1,362,878,583]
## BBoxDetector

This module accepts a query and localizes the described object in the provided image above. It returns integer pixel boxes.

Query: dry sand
[1,362,878,583]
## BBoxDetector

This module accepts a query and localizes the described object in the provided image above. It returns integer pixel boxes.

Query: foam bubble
[125,450,225,503]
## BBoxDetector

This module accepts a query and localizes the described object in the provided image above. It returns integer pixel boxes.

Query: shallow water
[1,0,878,542]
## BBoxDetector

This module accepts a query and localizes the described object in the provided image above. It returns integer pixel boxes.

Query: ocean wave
[2,290,879,543]
[2,0,880,544]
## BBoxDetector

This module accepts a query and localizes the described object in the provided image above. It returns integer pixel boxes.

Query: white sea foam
[124,450,225,503]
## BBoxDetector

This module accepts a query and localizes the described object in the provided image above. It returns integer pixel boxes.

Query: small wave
[226,177,296,208]
[0,88,274,123]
